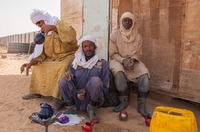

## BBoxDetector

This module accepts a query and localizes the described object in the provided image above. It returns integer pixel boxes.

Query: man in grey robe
[59,35,110,124]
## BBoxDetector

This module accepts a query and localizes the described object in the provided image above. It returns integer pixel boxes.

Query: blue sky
[0,0,60,37]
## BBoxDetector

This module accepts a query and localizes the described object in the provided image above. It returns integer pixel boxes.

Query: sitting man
[59,35,110,123]
[20,8,78,110]
[109,12,151,119]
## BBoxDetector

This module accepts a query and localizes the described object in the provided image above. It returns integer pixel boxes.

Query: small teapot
[34,33,45,44]
[81,122,94,132]
[38,103,54,119]
[119,110,128,121]
[144,116,151,126]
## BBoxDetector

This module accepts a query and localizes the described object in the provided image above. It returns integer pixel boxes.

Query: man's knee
[115,71,128,93]
[89,76,102,86]
[109,60,125,76]
[87,77,104,101]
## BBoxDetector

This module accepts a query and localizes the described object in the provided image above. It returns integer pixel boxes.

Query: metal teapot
[119,110,128,121]
[34,33,45,44]
[38,103,54,119]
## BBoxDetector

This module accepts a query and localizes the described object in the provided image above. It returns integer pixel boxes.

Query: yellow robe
[29,20,78,98]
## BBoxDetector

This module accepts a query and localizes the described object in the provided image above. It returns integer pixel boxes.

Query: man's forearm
[29,59,38,67]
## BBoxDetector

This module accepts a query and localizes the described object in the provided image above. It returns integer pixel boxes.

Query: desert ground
[0,52,199,132]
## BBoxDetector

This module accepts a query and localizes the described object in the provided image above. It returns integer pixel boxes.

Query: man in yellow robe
[21,9,78,110]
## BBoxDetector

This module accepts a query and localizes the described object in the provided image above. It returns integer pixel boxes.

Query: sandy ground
[0,54,199,132]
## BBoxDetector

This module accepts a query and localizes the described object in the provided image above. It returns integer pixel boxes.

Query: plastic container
[150,106,198,132]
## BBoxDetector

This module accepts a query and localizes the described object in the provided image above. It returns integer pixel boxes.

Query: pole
[44,125,48,132]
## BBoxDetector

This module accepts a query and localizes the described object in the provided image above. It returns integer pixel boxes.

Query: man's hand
[20,59,38,74]
[64,71,72,81]
[77,88,86,101]
[129,58,136,70]
[123,58,136,70]
[41,24,57,34]
[20,63,27,73]
[20,63,31,76]
[123,58,130,70]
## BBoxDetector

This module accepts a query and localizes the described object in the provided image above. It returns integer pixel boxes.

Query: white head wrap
[30,8,59,25]
[72,35,99,69]
[120,12,138,43]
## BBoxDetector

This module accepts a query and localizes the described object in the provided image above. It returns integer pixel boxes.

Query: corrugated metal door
[83,0,110,60]
[178,1,200,103]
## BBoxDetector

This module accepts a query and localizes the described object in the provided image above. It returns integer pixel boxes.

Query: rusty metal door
[83,0,110,60]
[178,1,200,103]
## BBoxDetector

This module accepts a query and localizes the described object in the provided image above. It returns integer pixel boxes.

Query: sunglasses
[36,20,42,25]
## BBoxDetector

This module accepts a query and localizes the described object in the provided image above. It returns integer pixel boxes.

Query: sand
[0,54,199,132]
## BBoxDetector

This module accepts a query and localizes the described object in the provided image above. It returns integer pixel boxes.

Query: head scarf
[29,9,59,61]
[30,8,59,25]
[72,35,99,69]
[120,12,138,43]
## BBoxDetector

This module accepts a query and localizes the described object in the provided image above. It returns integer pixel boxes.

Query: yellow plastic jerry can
[150,106,198,132]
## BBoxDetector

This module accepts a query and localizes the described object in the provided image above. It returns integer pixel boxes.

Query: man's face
[122,17,133,30]
[82,40,96,60]
[36,20,45,28]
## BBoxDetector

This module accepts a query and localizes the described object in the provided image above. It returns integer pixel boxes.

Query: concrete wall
[61,0,83,39]
[61,0,110,60]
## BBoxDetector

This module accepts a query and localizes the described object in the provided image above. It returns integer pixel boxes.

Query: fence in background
[0,31,38,53]
[0,31,39,46]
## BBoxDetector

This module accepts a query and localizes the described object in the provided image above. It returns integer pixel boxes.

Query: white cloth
[28,44,44,63]
[72,35,99,69]
[119,12,138,43]
[30,8,59,25]
[54,114,85,126]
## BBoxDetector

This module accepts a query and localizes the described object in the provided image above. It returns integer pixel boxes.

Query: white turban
[30,8,59,25]
[119,12,138,43]
[72,35,99,69]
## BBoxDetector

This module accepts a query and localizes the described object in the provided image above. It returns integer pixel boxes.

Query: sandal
[22,94,41,100]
